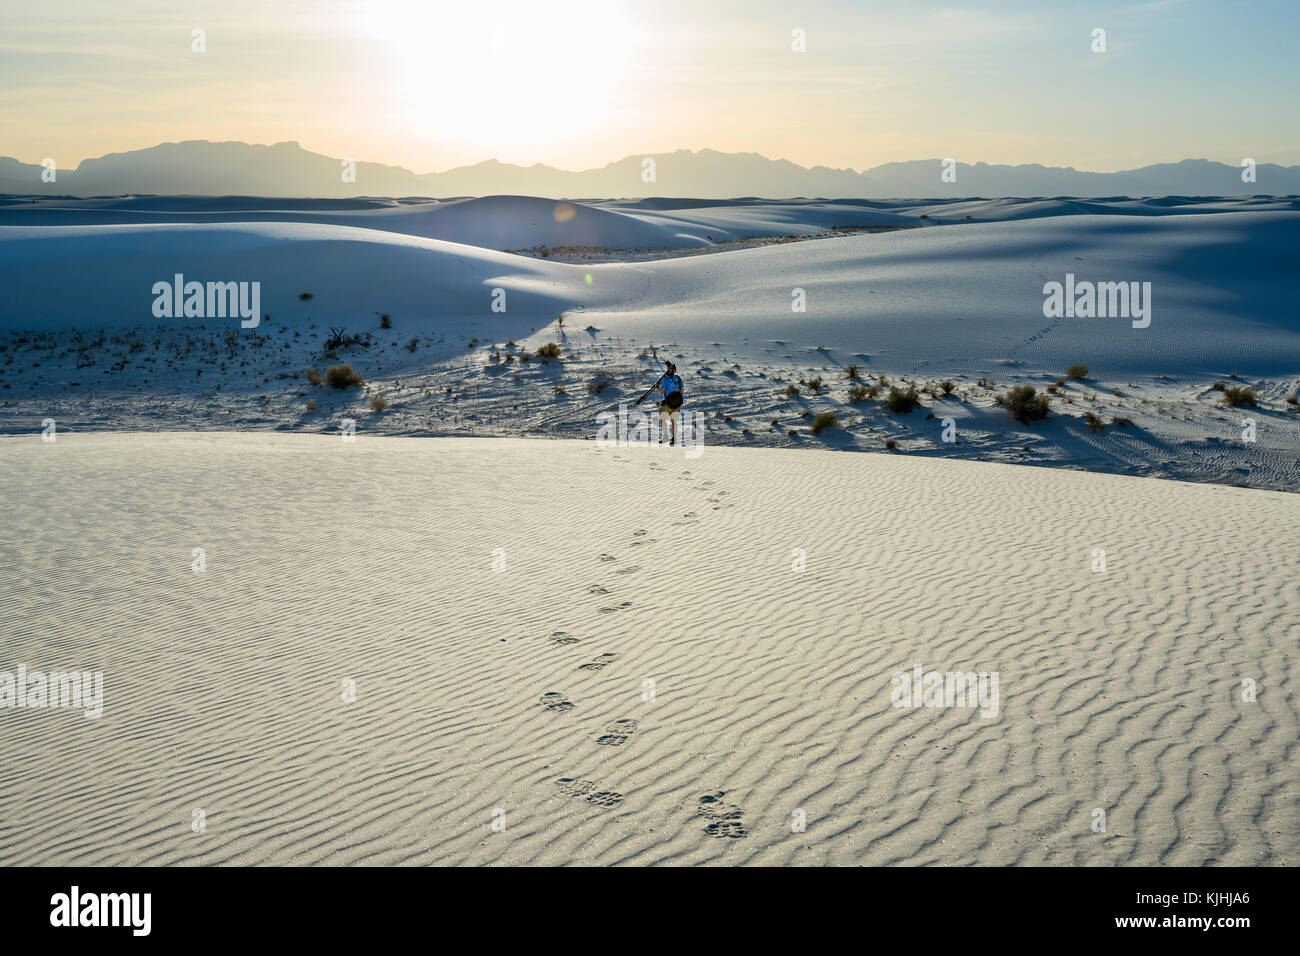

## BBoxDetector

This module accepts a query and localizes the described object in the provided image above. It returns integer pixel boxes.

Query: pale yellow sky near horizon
[3,0,1297,173]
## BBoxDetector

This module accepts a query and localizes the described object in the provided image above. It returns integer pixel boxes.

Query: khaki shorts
[658,403,681,421]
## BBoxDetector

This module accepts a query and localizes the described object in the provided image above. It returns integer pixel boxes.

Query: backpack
[665,391,683,409]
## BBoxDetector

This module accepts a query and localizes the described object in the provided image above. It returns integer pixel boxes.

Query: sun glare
[359,0,635,151]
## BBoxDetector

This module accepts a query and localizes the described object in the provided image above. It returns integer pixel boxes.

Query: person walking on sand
[655,361,684,445]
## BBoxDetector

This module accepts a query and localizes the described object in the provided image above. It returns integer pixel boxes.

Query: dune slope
[0,434,1295,865]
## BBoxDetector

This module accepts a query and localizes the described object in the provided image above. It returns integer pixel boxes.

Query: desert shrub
[997,384,1050,422]
[305,367,322,386]
[553,386,566,395]
[1222,385,1258,407]
[848,384,873,403]
[588,373,614,394]
[298,292,313,301]
[324,364,365,389]
[1085,411,1105,432]
[882,385,921,413]
[305,399,318,412]
[787,429,798,437]
[1066,363,1089,380]
[406,338,419,352]
[518,351,532,363]
[785,384,801,397]
[536,342,562,361]
[884,438,898,449]
[379,314,392,329]
[324,326,371,352]
[810,411,839,435]
[369,392,388,411]
[940,380,956,395]
[807,376,824,393]
[845,364,861,379]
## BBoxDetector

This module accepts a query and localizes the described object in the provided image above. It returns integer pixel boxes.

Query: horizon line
[8,141,1298,178]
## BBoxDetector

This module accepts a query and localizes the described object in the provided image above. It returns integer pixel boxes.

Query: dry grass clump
[882,385,921,414]
[325,364,365,389]
[997,384,1050,422]
[810,412,839,435]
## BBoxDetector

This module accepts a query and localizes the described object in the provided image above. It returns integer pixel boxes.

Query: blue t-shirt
[660,374,683,397]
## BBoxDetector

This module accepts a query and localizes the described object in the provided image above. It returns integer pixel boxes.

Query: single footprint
[578,653,618,671]
[556,777,623,808]
[705,819,748,839]
[615,565,640,575]
[599,601,633,614]
[587,584,610,595]
[539,692,574,713]
[697,790,743,820]
[598,553,617,563]
[596,718,639,746]
[556,777,595,797]
[632,529,648,537]
[697,789,747,838]
[550,630,581,645]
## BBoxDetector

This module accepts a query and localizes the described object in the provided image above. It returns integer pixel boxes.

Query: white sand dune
[3,193,1295,249]
[4,199,1297,378]
[0,433,1295,865]
[5,207,1299,375]
[1,196,1297,490]
[0,221,590,332]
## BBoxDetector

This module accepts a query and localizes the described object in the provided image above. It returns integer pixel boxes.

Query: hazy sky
[3,0,1297,173]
